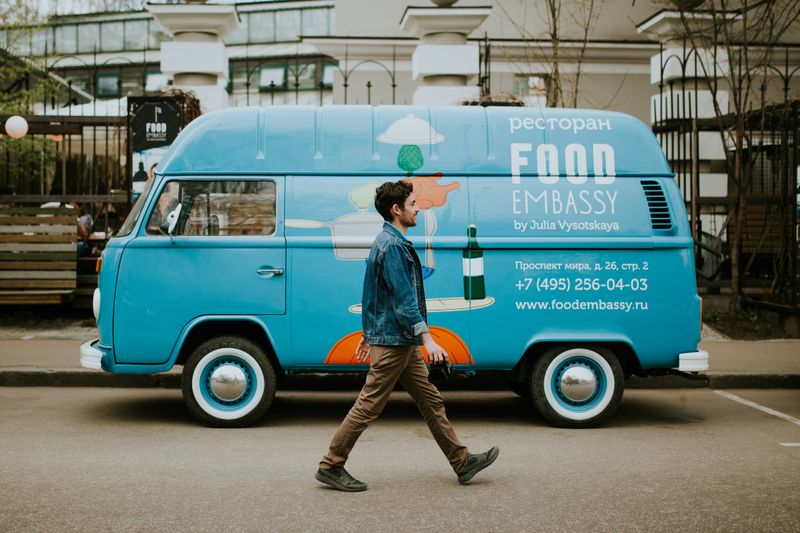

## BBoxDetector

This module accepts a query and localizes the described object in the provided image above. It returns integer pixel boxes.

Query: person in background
[132,162,151,204]
[41,185,93,256]
[74,202,93,255]
[133,161,148,184]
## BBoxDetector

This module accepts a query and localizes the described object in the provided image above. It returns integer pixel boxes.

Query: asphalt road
[1,387,799,532]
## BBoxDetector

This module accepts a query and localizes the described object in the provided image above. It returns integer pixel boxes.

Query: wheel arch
[171,316,283,376]
[511,334,642,381]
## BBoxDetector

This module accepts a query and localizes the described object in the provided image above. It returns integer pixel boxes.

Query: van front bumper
[676,350,709,372]
[80,339,106,370]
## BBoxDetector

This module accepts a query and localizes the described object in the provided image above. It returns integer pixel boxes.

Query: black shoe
[315,467,367,492]
[457,446,499,485]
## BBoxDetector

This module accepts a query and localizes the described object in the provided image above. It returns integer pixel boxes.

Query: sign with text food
[130,100,181,152]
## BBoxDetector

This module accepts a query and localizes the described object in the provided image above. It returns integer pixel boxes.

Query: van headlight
[93,288,101,319]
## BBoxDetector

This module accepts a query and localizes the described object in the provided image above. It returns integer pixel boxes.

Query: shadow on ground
[84,389,706,429]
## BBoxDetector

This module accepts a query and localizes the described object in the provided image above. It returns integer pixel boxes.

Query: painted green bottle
[462,224,486,300]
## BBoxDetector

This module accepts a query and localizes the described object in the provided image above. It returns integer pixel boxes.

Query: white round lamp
[4,115,28,139]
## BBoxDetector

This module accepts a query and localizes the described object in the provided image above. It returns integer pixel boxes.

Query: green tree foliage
[1,2,61,194]
[0,0,58,114]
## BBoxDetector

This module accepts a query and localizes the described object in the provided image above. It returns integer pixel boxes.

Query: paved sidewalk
[0,323,797,388]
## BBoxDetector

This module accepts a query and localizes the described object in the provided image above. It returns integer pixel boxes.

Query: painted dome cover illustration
[377,114,445,145]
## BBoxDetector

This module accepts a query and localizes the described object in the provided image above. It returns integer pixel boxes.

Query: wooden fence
[0,207,77,304]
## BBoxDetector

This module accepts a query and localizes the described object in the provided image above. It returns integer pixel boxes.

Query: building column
[638,11,731,203]
[400,1,491,106]
[148,1,239,112]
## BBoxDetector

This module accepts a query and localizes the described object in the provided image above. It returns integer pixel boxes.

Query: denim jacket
[362,222,429,346]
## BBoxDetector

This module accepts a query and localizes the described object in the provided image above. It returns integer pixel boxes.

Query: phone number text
[516,277,650,292]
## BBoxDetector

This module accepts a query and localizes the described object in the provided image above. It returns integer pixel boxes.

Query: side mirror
[166,203,182,235]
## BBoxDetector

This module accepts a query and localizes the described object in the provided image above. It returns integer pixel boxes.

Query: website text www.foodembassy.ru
[515,299,649,312]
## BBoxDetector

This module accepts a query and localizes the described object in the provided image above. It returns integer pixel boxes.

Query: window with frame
[77,23,100,53]
[55,25,77,54]
[5,28,30,55]
[101,21,124,52]
[249,11,275,42]
[121,70,145,95]
[259,66,286,91]
[146,180,277,237]
[747,148,780,194]
[275,10,300,41]
[513,75,549,98]
[96,74,120,98]
[124,19,148,50]
[31,28,53,56]
[65,74,89,93]
[227,64,251,94]
[288,62,317,90]
[302,8,328,36]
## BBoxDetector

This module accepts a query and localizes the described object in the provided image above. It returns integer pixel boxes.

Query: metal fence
[0,114,129,233]
[651,44,799,308]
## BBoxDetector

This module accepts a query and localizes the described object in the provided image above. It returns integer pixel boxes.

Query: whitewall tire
[530,346,624,428]
[181,336,277,428]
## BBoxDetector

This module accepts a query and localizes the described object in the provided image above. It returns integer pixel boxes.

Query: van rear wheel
[530,345,623,428]
[181,336,277,428]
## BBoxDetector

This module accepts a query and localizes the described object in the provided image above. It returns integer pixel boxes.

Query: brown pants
[319,344,470,473]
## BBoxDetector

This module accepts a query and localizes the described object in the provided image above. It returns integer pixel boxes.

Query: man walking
[315,180,499,492]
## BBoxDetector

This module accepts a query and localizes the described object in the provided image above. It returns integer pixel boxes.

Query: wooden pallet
[0,207,77,305]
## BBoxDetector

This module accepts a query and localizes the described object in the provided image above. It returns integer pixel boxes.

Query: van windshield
[115,178,155,237]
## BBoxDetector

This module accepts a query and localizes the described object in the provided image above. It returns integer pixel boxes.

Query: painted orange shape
[325,326,473,365]
[406,173,460,210]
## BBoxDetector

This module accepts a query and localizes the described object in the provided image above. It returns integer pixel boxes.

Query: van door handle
[256,268,284,277]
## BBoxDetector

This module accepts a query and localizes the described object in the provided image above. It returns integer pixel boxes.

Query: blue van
[80,106,708,428]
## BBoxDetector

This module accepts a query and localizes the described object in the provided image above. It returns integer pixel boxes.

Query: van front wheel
[530,346,623,428]
[182,336,277,428]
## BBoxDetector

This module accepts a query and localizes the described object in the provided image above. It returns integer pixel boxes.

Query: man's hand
[355,336,370,363]
[421,333,448,365]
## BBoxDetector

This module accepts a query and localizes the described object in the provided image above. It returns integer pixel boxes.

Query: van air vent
[640,180,673,231]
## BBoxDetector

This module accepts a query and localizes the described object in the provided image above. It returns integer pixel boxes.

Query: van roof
[158,106,672,178]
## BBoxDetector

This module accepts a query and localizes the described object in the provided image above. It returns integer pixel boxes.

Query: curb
[1,369,798,389]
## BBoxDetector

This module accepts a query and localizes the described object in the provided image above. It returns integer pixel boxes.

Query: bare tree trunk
[572,0,597,108]
[731,125,744,307]
[671,0,800,310]
[546,0,563,107]
[498,0,600,108]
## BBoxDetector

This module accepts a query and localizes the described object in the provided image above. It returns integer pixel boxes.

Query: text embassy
[512,189,618,216]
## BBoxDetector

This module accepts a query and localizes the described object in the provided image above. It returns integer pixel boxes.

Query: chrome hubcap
[559,365,597,402]
[209,364,248,402]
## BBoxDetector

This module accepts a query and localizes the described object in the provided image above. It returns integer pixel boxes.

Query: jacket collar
[382,221,410,243]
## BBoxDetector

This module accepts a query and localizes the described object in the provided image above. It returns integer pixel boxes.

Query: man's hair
[374,180,413,221]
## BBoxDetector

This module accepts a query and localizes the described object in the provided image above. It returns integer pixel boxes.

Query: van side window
[146,180,277,236]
